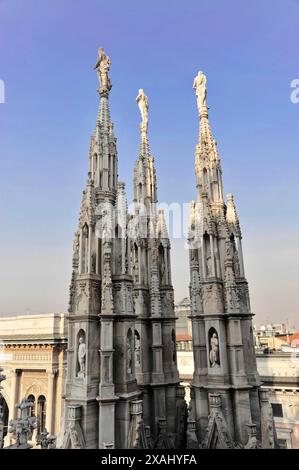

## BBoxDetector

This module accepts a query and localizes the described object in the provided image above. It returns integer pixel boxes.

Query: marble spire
[133,89,157,207]
[188,70,275,449]
[89,48,117,193]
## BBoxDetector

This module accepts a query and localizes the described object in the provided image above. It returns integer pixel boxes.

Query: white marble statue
[136,88,149,130]
[127,338,132,375]
[78,337,86,375]
[209,332,220,368]
[135,333,141,367]
[94,47,112,91]
[193,71,207,111]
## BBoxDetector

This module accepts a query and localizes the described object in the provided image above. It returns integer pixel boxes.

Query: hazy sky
[0,0,298,326]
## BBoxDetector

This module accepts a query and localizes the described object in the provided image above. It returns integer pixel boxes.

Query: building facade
[256,351,299,448]
[0,313,66,447]
[176,298,192,336]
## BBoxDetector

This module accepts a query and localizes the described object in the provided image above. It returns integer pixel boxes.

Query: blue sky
[0,0,298,326]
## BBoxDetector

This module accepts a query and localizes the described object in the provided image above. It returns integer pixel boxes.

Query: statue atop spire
[193,71,207,112]
[94,47,112,94]
[136,88,149,134]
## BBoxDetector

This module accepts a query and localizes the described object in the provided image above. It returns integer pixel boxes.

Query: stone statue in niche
[135,333,141,367]
[209,330,220,368]
[127,338,132,376]
[78,336,86,377]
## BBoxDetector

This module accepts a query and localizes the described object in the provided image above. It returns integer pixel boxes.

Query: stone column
[87,225,93,273]
[95,236,99,275]
[164,247,169,285]
[91,154,94,179]
[79,228,83,275]
[121,238,126,275]
[98,319,116,449]
[260,389,275,448]
[138,245,142,283]
[237,237,245,278]
[217,170,223,201]
[209,234,216,277]
[167,248,172,285]
[201,238,207,279]
[9,369,21,420]
[143,246,147,284]
[46,371,56,434]
[214,237,221,278]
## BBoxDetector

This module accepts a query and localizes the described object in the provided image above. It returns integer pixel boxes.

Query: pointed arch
[27,394,36,417]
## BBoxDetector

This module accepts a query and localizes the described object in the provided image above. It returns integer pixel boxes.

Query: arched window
[37,395,46,437]
[27,394,36,417]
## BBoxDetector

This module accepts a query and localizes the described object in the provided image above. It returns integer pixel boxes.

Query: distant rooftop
[176,333,192,341]
[176,297,190,308]
[0,312,65,318]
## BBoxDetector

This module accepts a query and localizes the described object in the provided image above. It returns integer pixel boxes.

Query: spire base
[199,105,209,119]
